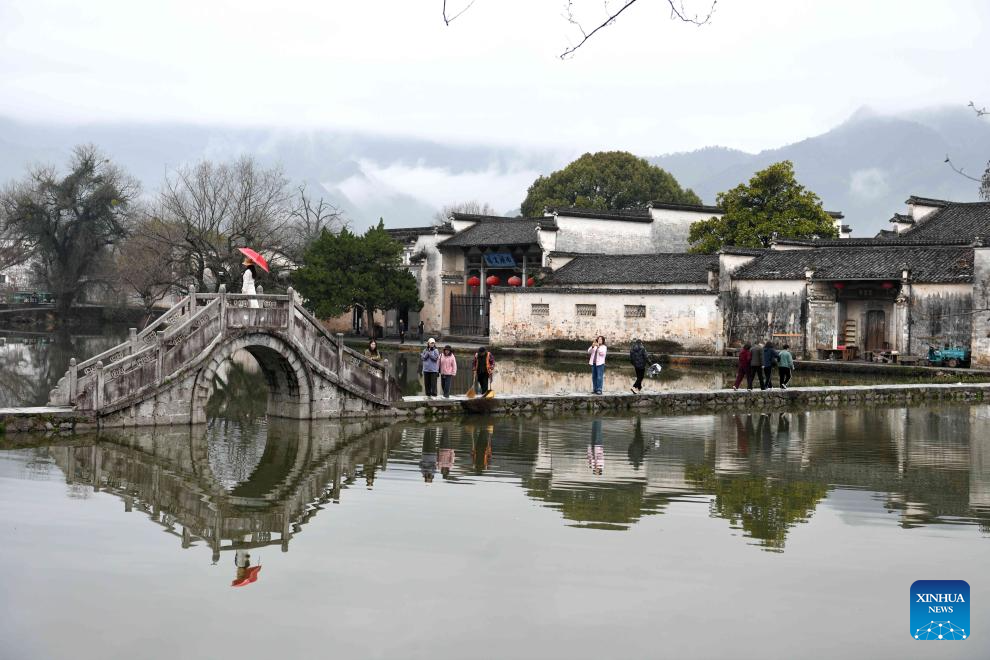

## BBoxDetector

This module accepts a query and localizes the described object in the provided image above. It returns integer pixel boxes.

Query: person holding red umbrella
[238,248,270,309]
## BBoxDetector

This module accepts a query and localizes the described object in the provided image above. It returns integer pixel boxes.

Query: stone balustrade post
[336,332,345,376]
[218,284,227,334]
[68,358,78,402]
[95,361,105,411]
[286,287,295,332]
[156,331,165,384]
[129,327,137,355]
[187,289,196,317]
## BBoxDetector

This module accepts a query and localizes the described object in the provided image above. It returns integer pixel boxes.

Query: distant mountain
[652,106,990,236]
[2,106,988,237]
[0,117,564,231]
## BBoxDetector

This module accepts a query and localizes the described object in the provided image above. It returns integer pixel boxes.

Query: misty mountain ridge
[652,105,990,235]
[1,105,987,236]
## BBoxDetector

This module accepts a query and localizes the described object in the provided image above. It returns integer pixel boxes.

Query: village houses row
[361,196,990,368]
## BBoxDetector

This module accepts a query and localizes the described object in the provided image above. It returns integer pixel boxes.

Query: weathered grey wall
[971,246,990,367]
[725,284,806,349]
[910,287,974,356]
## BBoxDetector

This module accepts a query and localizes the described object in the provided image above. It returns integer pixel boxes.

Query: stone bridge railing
[49,287,399,414]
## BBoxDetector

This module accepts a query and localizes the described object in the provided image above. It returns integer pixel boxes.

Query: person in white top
[241,258,260,309]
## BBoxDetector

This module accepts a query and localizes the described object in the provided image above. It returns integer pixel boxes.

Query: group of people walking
[732,341,795,390]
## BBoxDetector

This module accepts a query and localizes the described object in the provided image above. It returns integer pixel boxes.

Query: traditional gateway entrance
[449,293,490,336]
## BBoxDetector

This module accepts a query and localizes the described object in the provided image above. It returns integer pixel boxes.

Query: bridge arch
[192,333,313,424]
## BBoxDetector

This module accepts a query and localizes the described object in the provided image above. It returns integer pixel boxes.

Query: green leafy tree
[519,151,701,217]
[688,161,837,253]
[0,145,137,318]
[291,220,421,336]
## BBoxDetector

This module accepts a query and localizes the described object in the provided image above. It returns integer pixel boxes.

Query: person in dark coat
[733,343,752,390]
[748,341,765,390]
[473,346,495,394]
[629,338,650,393]
[762,341,779,389]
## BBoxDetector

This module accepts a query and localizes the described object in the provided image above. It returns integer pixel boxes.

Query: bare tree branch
[443,0,476,26]
[969,100,989,118]
[944,155,982,182]
[560,0,716,59]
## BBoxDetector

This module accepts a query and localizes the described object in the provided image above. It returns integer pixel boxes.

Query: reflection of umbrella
[231,565,262,587]
[237,247,270,273]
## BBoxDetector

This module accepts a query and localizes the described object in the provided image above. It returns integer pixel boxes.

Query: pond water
[3,330,987,408]
[1,404,988,659]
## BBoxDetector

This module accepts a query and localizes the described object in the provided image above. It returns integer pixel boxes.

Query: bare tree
[114,215,186,323]
[0,145,138,317]
[944,101,990,201]
[156,157,294,292]
[432,200,499,225]
[286,184,347,261]
[441,0,716,58]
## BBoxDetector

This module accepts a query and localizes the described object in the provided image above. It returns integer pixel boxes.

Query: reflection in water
[0,329,128,406]
[3,405,989,561]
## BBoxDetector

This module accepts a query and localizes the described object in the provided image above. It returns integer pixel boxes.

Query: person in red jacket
[733,343,752,390]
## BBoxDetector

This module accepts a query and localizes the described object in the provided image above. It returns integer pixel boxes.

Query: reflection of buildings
[48,419,396,562]
[29,404,990,556]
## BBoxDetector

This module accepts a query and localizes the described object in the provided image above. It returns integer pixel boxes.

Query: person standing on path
[748,341,765,390]
[439,345,457,398]
[364,339,384,362]
[473,346,495,395]
[399,319,406,344]
[420,338,440,397]
[733,343,752,390]
[629,338,649,393]
[588,335,607,395]
[777,344,794,389]
[418,320,425,340]
[762,341,779,390]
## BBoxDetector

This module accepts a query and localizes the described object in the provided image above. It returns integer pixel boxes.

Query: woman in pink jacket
[439,345,458,398]
[587,335,607,395]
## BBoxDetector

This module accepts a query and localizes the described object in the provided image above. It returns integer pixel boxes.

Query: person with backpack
[762,341,780,390]
[473,346,496,395]
[629,338,650,393]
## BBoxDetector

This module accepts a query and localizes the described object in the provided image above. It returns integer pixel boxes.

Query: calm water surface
[2,404,988,659]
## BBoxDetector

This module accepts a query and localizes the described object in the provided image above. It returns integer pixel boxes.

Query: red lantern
[467,276,480,288]
[833,282,845,290]
[881,281,895,290]
[486,275,500,287]
[526,277,535,287]
[507,276,522,287]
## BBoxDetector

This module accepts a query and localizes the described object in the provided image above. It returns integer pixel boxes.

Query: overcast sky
[1,0,987,155]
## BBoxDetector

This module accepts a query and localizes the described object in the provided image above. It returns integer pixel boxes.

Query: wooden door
[865,310,886,351]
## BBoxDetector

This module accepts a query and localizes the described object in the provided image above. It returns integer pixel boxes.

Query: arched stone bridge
[48,288,401,427]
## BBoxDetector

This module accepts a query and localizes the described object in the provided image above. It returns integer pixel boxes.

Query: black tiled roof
[545,253,718,285]
[385,226,436,244]
[772,237,971,248]
[906,195,951,207]
[492,286,715,296]
[550,206,653,222]
[647,201,724,214]
[889,213,914,225]
[450,212,557,230]
[891,202,990,243]
[440,217,548,248]
[732,245,973,283]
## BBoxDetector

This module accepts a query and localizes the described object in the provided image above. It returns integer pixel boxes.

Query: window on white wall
[624,305,646,318]
[531,303,549,316]
[576,304,597,317]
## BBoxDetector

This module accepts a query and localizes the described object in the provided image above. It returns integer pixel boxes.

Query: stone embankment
[397,382,990,418]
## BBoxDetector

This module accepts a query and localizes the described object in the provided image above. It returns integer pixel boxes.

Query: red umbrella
[231,564,262,588]
[238,248,270,273]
